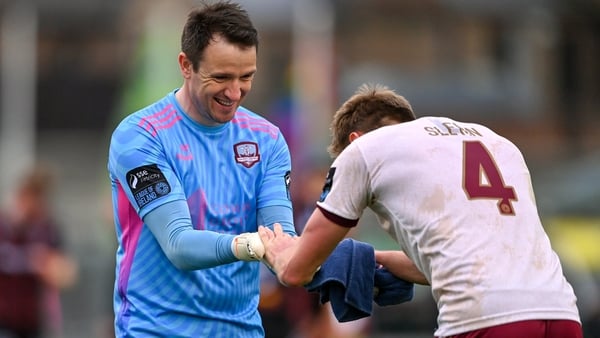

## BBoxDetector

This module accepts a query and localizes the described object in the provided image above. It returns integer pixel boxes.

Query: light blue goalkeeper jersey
[107,90,292,337]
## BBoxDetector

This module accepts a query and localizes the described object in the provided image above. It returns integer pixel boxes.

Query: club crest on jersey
[234,142,260,168]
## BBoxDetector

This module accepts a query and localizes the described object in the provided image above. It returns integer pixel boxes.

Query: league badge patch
[319,167,336,202]
[284,170,291,200]
[234,142,260,168]
[126,164,171,208]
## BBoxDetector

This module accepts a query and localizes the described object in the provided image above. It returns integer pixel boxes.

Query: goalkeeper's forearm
[144,200,254,270]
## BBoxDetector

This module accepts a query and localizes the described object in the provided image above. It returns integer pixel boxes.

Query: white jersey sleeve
[316,145,371,224]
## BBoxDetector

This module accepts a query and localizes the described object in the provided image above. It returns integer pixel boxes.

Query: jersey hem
[434,310,581,337]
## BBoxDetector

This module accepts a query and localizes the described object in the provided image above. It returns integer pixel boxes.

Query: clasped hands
[257,223,299,285]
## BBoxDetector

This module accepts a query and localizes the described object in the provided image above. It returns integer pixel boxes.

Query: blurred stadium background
[0,0,598,337]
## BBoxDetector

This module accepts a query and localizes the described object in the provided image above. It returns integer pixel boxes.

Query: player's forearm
[279,248,322,287]
[144,200,238,270]
[375,250,429,285]
[171,229,238,269]
[258,205,296,236]
[280,209,349,286]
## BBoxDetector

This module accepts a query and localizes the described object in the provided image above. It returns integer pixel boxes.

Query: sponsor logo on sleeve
[319,167,336,202]
[126,164,171,208]
[234,142,260,168]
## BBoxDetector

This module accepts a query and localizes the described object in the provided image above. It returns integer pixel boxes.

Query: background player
[259,83,583,338]
[107,2,295,337]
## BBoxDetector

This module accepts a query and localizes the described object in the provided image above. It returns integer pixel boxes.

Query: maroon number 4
[462,141,517,215]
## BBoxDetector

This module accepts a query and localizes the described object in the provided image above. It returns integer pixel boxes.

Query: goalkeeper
[107,2,295,337]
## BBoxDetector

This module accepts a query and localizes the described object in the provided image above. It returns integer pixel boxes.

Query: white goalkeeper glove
[231,232,265,261]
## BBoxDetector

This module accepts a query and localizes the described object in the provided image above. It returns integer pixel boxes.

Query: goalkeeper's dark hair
[328,83,416,158]
[181,1,258,72]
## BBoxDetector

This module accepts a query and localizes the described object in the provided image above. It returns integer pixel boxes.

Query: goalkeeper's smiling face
[180,34,257,127]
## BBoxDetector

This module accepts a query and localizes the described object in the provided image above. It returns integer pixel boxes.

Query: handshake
[231,232,266,261]
[232,224,301,282]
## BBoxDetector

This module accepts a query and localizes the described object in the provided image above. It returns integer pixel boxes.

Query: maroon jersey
[0,214,61,333]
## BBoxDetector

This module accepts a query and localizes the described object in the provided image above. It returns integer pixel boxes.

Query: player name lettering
[424,123,482,137]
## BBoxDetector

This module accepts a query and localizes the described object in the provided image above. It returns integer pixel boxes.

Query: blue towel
[305,238,374,322]
[373,267,414,306]
[305,238,414,322]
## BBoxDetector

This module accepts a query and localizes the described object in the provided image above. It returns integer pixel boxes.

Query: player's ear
[178,52,193,79]
[349,131,363,143]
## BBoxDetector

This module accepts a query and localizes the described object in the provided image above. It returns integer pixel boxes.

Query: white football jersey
[317,116,580,336]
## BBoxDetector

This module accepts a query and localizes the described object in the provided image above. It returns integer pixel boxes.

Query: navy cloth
[374,267,414,306]
[305,238,414,322]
